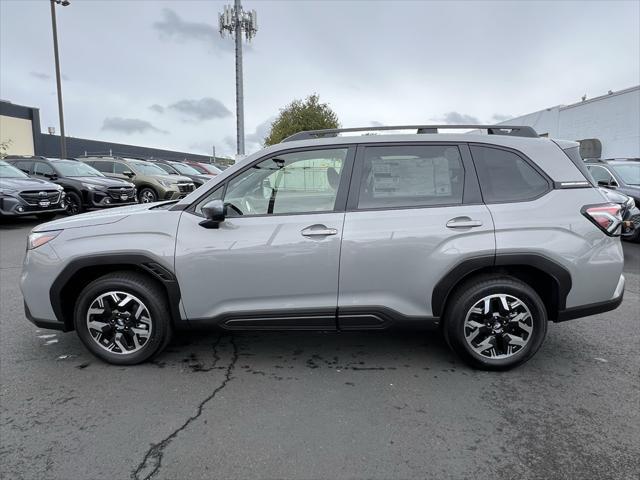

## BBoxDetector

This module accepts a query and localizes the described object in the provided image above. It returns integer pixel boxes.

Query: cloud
[441,112,482,125]
[149,104,165,114]
[30,71,50,80]
[152,8,236,53]
[168,97,231,121]
[102,117,167,134]
[246,118,275,146]
[491,113,512,122]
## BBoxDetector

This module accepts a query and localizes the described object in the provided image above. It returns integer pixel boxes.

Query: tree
[264,94,340,146]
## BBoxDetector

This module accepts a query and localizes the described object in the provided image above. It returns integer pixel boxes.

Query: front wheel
[65,191,83,215]
[138,188,157,203]
[443,275,547,370]
[74,272,172,365]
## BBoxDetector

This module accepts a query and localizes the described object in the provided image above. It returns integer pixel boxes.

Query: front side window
[357,145,464,209]
[471,146,549,203]
[222,148,347,216]
[33,162,55,177]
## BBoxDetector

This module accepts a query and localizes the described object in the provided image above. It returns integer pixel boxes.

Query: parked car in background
[21,125,625,370]
[183,160,223,175]
[146,159,214,188]
[599,187,640,242]
[0,160,65,220]
[5,156,136,215]
[81,156,195,203]
[585,159,640,205]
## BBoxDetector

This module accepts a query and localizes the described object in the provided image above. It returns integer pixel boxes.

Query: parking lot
[0,217,638,480]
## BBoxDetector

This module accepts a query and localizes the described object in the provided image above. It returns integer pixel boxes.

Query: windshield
[0,161,29,178]
[611,163,640,185]
[52,160,104,177]
[191,162,221,174]
[171,163,201,175]
[129,162,168,175]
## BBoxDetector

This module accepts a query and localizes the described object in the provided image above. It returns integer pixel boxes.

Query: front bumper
[556,274,625,321]
[0,194,66,216]
[87,188,137,209]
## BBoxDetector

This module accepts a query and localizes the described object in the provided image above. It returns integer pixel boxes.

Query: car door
[174,146,355,329]
[337,143,495,327]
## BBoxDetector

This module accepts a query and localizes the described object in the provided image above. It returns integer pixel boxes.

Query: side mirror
[45,173,58,180]
[597,179,614,188]
[199,199,226,229]
[123,170,135,178]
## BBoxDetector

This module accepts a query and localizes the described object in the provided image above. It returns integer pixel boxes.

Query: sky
[1,0,639,158]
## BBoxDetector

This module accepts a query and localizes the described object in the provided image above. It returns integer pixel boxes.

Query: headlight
[82,183,102,191]
[158,179,177,188]
[27,230,62,250]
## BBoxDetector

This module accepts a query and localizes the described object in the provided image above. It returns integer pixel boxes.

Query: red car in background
[183,160,223,175]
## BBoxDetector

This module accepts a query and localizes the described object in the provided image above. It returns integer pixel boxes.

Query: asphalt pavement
[1,217,638,480]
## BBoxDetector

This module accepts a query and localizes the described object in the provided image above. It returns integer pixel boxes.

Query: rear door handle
[446,217,483,229]
[301,225,338,237]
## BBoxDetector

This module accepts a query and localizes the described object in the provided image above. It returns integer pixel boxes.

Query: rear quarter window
[471,145,550,203]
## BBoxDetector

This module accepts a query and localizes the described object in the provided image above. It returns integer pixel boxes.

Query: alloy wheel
[463,294,533,359]
[140,190,156,203]
[66,196,80,215]
[85,291,152,355]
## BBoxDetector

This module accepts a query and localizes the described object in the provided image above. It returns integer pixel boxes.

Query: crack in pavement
[131,336,238,480]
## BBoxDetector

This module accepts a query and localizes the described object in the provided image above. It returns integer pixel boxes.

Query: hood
[0,176,62,191]
[33,202,167,232]
[72,176,135,188]
[155,174,193,184]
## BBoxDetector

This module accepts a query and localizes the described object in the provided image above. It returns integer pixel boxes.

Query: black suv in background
[585,159,640,205]
[146,159,214,187]
[0,160,66,220]
[5,156,137,215]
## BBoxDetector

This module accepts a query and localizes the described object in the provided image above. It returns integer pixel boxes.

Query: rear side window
[357,145,464,209]
[471,146,549,203]
[11,160,33,173]
[90,161,114,173]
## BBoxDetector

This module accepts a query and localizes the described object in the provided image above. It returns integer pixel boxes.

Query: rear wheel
[74,271,172,365]
[65,191,83,215]
[443,275,547,370]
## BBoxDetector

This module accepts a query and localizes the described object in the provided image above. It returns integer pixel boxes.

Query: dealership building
[0,100,231,165]
[497,85,639,159]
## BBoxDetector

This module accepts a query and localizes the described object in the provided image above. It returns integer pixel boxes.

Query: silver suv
[20,125,626,370]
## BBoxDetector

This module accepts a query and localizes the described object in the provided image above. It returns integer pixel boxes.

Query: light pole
[219,0,257,159]
[50,0,70,159]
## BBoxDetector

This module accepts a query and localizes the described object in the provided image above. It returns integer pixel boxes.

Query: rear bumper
[556,274,625,322]
[24,301,68,331]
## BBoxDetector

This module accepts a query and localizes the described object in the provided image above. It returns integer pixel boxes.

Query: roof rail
[281,125,539,142]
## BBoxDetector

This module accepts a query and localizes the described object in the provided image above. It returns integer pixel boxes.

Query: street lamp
[50,0,70,159]
[219,0,257,159]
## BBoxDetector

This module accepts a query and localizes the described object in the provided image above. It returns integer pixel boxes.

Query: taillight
[582,203,622,236]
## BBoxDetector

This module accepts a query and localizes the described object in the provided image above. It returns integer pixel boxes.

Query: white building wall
[499,86,640,159]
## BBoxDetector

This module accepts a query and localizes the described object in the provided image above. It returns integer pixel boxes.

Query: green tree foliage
[264,94,340,146]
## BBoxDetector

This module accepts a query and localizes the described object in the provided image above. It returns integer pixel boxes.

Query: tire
[36,212,58,221]
[73,271,173,365]
[443,275,547,371]
[138,187,158,203]
[65,191,83,216]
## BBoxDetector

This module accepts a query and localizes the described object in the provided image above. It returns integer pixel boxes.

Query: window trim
[346,142,481,212]
[469,143,553,205]
[185,145,356,218]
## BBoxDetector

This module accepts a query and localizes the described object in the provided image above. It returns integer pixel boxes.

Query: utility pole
[50,0,70,159]
[219,1,257,159]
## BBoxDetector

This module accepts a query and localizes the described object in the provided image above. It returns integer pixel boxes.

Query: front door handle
[446,217,483,229]
[301,225,338,237]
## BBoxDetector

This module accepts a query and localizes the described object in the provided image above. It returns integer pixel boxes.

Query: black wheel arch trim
[50,253,183,330]
[432,253,572,318]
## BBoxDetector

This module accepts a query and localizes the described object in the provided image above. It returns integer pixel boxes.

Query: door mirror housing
[123,170,135,178]
[597,179,616,188]
[45,173,58,180]
[200,199,226,229]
